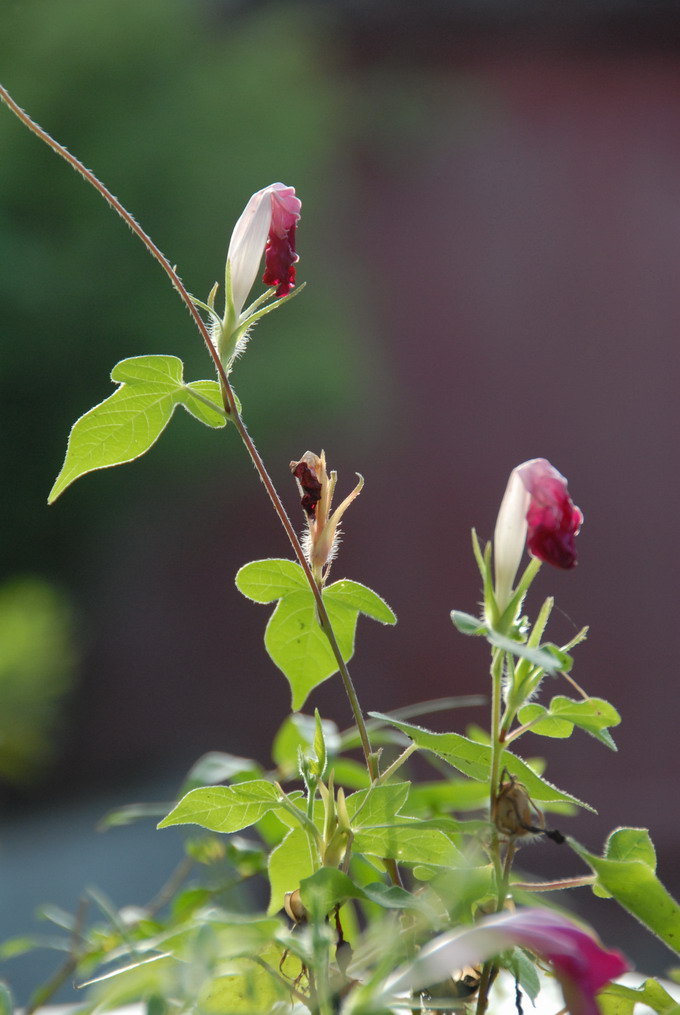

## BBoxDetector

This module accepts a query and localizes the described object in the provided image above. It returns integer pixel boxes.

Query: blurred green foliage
[0,0,373,580]
[0,576,75,783]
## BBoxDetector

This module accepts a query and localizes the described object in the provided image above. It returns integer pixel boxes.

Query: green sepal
[570,830,680,954]
[450,611,570,675]
[49,355,227,502]
[450,610,487,636]
[369,713,593,810]
[272,712,339,780]
[236,561,396,709]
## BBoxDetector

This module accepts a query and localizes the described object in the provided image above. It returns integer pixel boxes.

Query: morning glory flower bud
[213,183,301,370]
[385,907,628,1015]
[494,458,583,613]
[227,182,300,314]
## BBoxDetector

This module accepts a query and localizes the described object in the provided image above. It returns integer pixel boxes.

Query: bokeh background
[2,0,680,1001]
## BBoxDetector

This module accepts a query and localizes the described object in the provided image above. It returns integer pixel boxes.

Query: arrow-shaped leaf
[236,561,396,710]
[49,355,226,502]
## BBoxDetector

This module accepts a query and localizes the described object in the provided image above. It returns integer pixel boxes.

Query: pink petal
[385,907,628,1015]
[262,185,301,297]
[518,459,583,569]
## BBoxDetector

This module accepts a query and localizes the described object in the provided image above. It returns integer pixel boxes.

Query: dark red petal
[526,482,583,569]
[291,459,321,518]
[262,223,297,297]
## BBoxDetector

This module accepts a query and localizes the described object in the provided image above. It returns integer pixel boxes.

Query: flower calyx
[318,773,352,869]
[290,451,364,586]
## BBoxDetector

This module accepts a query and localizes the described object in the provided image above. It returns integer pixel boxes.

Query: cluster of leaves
[4,81,680,1015]
[6,339,680,1012]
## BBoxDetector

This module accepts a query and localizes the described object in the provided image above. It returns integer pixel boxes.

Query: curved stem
[0,83,377,779]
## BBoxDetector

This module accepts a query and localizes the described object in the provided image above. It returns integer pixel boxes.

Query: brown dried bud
[283,888,308,925]
[493,770,545,839]
[290,450,363,583]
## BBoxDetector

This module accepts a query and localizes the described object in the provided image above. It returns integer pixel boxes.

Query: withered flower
[290,451,363,584]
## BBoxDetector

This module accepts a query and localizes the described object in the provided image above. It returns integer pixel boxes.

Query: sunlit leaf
[158,781,281,833]
[599,977,680,1015]
[267,826,318,915]
[235,559,308,604]
[49,355,226,502]
[370,714,593,810]
[571,835,680,954]
[353,825,461,866]
[236,563,396,709]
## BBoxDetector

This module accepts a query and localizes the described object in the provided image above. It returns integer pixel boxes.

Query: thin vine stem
[0,82,377,781]
[475,647,506,1015]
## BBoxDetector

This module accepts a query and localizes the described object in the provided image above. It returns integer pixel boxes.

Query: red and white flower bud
[227,182,300,316]
[494,458,583,612]
[215,183,301,369]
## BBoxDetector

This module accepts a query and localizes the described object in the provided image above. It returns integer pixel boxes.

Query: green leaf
[508,948,541,1004]
[324,580,397,624]
[353,825,462,866]
[429,867,496,923]
[450,610,488,636]
[265,589,341,710]
[599,977,680,1015]
[157,781,281,832]
[518,704,574,739]
[0,982,14,1015]
[49,355,226,502]
[605,827,656,868]
[198,947,289,1014]
[519,696,620,750]
[235,559,308,603]
[570,835,680,954]
[369,714,592,810]
[487,631,572,673]
[450,611,573,672]
[299,867,433,917]
[345,783,411,828]
[548,696,620,749]
[237,563,396,709]
[267,826,318,915]
[183,379,232,427]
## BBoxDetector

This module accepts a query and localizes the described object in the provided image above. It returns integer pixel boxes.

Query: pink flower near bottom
[385,907,629,1015]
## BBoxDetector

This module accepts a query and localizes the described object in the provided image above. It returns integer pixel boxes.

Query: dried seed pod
[283,888,309,925]
[493,769,564,844]
[493,770,545,838]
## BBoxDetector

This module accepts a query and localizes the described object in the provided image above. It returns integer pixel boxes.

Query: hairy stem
[0,83,377,779]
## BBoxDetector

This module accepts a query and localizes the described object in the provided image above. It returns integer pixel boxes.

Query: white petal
[226,186,275,316]
[494,466,531,613]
